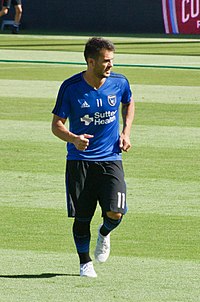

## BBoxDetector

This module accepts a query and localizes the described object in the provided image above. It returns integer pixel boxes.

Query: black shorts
[65,160,127,218]
[2,0,22,8]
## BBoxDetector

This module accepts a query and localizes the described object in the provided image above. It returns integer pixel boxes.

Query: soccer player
[51,37,135,277]
[0,0,22,34]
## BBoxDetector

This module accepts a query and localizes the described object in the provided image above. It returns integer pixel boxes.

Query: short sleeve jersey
[52,71,132,161]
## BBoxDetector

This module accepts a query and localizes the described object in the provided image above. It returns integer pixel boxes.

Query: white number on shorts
[117,192,125,209]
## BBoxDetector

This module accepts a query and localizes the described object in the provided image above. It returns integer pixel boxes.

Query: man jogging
[51,37,135,277]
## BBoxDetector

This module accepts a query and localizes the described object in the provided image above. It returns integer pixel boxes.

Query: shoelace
[98,237,109,253]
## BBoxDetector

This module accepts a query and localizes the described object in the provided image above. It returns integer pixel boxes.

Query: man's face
[93,49,114,79]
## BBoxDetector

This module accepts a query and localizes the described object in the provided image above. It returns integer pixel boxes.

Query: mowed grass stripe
[1,170,199,216]
[1,118,200,144]
[126,177,200,217]
[134,85,200,104]
[0,80,200,106]
[0,37,199,302]
[1,49,200,66]
[0,97,55,121]
[0,64,83,81]
[0,206,199,261]
[0,171,66,209]
[135,103,200,126]
[0,79,60,98]
[124,146,199,181]
[1,78,200,101]
[1,140,199,181]
[133,125,200,147]
[1,63,200,86]
[0,249,199,302]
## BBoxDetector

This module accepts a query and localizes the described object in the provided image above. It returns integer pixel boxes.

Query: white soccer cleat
[94,225,110,263]
[80,261,97,278]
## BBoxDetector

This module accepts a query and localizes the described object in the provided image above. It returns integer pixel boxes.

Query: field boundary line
[0,59,200,70]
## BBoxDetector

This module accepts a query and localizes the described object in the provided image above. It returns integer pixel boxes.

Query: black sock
[100,215,122,236]
[79,252,92,264]
[73,217,92,264]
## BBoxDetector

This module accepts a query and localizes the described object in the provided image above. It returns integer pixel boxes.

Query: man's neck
[83,71,106,90]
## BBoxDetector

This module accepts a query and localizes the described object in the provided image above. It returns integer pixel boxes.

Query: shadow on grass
[0,273,79,278]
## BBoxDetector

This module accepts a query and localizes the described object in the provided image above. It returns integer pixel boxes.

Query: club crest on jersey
[108,95,116,106]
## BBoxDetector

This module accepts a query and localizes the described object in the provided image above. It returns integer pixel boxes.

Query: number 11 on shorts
[117,192,125,209]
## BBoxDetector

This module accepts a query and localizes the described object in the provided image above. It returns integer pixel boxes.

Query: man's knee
[106,211,122,220]
[101,212,123,235]
[0,8,9,16]
[73,217,92,236]
[15,5,22,14]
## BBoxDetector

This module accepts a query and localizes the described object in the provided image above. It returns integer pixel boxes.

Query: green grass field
[0,34,200,302]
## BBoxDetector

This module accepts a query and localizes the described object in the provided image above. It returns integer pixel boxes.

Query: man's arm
[119,98,135,152]
[51,114,93,151]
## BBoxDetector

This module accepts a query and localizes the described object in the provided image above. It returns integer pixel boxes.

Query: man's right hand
[73,134,94,151]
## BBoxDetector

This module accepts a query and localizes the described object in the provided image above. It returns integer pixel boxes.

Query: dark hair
[84,37,115,63]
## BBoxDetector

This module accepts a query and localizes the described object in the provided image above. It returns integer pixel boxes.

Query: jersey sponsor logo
[94,110,117,125]
[80,115,94,125]
[80,110,117,126]
[107,95,117,106]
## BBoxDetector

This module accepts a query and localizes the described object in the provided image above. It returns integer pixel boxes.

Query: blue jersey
[52,71,132,161]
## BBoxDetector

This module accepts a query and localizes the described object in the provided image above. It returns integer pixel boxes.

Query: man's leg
[94,161,126,263]
[14,4,22,23]
[94,212,122,263]
[66,160,98,277]
[12,4,22,33]
[73,217,97,277]
[73,217,92,264]
[100,211,122,236]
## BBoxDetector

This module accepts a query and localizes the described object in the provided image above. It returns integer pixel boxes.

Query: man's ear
[88,57,95,67]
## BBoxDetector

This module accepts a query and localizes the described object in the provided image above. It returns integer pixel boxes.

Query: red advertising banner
[162,0,200,34]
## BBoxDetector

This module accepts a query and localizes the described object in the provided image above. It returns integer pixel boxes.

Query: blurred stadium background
[2,0,199,35]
